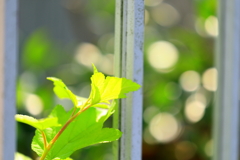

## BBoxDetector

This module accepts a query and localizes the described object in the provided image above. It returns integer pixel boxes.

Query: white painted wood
[114,0,144,160]
[213,0,240,160]
[0,0,18,159]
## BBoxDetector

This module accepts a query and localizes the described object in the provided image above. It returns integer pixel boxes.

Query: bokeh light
[205,16,219,37]
[75,43,102,67]
[202,68,218,91]
[180,71,200,92]
[147,41,179,72]
[25,94,43,116]
[186,92,207,106]
[184,100,206,123]
[149,113,181,143]
[151,3,180,27]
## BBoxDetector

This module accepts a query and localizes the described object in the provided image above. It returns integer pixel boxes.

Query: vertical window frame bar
[0,0,18,159]
[114,0,144,160]
[214,0,240,160]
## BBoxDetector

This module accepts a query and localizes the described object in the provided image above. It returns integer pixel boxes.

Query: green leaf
[47,77,81,107]
[48,105,75,125]
[101,76,141,100]
[89,83,101,105]
[32,105,121,159]
[32,130,44,156]
[28,66,140,159]
[89,65,141,105]
[91,103,110,109]
[15,152,32,160]
[15,114,60,130]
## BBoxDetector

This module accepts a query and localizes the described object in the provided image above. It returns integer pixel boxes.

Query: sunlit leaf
[15,114,60,130]
[32,105,121,159]
[89,64,141,105]
[47,77,79,107]
[92,103,110,109]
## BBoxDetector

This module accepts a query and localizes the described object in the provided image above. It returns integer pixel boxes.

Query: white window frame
[114,0,144,160]
[213,0,240,160]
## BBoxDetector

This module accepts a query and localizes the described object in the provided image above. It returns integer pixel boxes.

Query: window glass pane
[143,0,216,160]
[17,0,116,159]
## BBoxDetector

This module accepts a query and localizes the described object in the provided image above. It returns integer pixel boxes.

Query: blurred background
[16,0,217,159]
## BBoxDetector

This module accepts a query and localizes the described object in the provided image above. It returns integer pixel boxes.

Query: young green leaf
[15,114,60,130]
[91,103,110,109]
[47,77,81,107]
[89,64,141,105]
[32,105,121,159]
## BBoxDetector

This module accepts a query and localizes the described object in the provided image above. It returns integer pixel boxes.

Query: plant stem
[71,107,77,117]
[39,105,91,160]
[41,130,48,149]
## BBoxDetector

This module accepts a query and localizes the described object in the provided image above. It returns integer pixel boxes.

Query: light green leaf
[32,105,121,160]
[15,114,60,130]
[31,129,44,156]
[47,77,80,107]
[15,152,32,160]
[91,103,110,109]
[89,65,141,105]
[101,76,141,100]
[89,83,101,105]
